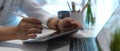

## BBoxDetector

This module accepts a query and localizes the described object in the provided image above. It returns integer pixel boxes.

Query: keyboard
[70,38,98,51]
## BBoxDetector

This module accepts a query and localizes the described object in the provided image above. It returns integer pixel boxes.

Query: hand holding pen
[13,12,43,40]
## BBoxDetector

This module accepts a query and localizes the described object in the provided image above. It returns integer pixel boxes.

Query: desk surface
[0,36,70,51]
[0,1,119,51]
[0,40,48,51]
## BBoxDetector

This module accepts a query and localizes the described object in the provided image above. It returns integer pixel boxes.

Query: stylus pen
[67,1,72,11]
[13,12,48,29]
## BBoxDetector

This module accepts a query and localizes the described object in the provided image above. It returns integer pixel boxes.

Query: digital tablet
[23,28,80,43]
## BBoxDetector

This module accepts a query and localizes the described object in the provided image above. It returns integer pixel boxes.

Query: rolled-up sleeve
[21,0,52,25]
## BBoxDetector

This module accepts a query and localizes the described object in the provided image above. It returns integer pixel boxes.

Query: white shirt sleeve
[21,0,53,25]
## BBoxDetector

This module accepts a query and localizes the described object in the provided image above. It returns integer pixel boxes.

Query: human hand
[15,17,43,40]
[58,17,83,32]
[47,17,83,37]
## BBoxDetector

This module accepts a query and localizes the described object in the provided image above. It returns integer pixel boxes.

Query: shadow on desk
[0,34,71,51]
[0,40,48,51]
[47,34,70,51]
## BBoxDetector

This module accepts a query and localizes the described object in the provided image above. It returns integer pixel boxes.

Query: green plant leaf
[85,0,95,25]
[110,26,120,51]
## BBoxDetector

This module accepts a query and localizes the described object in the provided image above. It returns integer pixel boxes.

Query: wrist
[7,26,18,39]
[0,26,18,41]
[47,18,60,30]
[12,26,19,39]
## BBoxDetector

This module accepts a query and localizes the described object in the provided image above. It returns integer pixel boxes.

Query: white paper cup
[70,12,85,28]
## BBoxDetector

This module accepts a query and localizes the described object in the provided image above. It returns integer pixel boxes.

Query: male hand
[16,17,43,40]
[58,17,83,32]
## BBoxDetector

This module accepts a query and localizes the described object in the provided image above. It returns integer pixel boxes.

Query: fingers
[17,17,43,40]
[18,17,43,30]
[22,17,42,25]
[64,17,83,28]
[21,34,37,40]
[24,23,43,30]
[24,28,41,39]
[58,17,83,32]
[64,18,78,26]
[27,28,42,34]
[27,34,37,39]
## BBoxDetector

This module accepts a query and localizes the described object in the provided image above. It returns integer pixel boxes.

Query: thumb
[27,34,37,39]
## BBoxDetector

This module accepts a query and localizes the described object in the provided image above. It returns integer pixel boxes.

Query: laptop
[70,27,114,51]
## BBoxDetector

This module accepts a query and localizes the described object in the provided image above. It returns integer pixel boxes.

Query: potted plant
[110,27,120,51]
[85,0,95,26]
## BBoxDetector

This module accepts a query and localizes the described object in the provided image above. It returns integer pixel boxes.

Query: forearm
[0,26,17,41]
